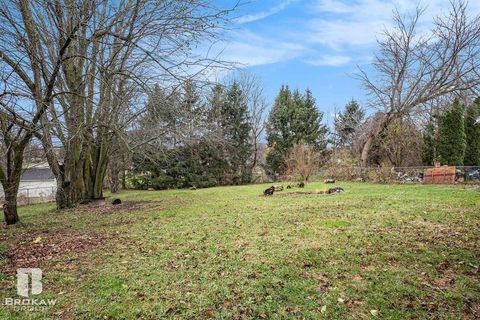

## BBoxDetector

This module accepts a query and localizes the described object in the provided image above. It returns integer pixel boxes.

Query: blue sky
[213,0,480,121]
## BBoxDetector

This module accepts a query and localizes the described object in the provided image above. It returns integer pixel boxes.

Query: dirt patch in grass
[270,191,343,198]
[4,229,110,273]
[71,200,163,215]
[464,299,480,319]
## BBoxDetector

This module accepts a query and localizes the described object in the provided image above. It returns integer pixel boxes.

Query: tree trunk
[0,135,30,225]
[93,164,107,199]
[108,164,121,193]
[361,135,375,167]
[121,169,126,190]
[85,142,108,199]
[55,159,85,209]
[109,175,120,193]
[360,114,393,167]
[3,185,20,225]
[55,172,76,209]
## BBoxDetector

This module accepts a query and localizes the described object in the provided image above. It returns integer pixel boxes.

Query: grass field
[1,182,479,319]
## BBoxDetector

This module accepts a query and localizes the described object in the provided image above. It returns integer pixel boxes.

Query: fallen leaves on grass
[72,200,163,215]
[464,299,480,319]
[204,307,215,318]
[259,229,269,236]
[420,262,461,314]
[5,230,109,272]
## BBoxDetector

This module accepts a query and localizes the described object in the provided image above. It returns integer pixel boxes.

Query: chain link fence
[318,166,480,184]
[0,185,57,206]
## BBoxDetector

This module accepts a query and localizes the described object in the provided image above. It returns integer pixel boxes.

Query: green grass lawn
[1,182,479,319]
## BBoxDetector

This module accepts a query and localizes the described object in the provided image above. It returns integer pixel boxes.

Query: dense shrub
[131,137,253,190]
[149,174,176,190]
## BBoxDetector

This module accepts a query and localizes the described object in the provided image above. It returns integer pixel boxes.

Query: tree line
[332,97,480,168]
[130,79,258,189]
[0,0,235,224]
[131,83,329,189]
[423,98,480,166]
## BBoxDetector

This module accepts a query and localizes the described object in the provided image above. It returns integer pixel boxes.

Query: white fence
[0,181,56,205]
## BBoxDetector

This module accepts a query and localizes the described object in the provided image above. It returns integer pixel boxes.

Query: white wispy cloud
[223,0,480,69]
[307,0,477,50]
[219,30,306,67]
[313,0,358,13]
[306,19,388,50]
[235,0,296,24]
[306,55,351,66]
[308,0,413,49]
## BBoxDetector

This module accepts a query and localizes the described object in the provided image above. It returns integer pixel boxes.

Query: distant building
[0,162,56,202]
[20,167,55,181]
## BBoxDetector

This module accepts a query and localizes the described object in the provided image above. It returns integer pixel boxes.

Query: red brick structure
[423,166,456,184]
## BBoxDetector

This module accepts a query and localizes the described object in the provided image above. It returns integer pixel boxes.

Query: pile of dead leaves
[4,229,109,272]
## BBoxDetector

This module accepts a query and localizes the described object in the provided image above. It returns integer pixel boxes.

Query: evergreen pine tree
[179,81,202,138]
[265,86,328,177]
[208,84,224,129]
[437,98,467,166]
[265,86,293,176]
[220,81,253,184]
[295,89,328,151]
[464,97,480,166]
[422,120,437,166]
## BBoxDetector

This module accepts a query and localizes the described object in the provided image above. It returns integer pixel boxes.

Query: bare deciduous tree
[356,1,480,166]
[0,0,238,222]
[228,71,268,170]
[0,0,88,224]
[381,117,423,167]
[286,143,321,183]
[36,0,235,208]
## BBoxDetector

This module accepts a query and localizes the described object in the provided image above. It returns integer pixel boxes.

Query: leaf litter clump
[4,229,109,272]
